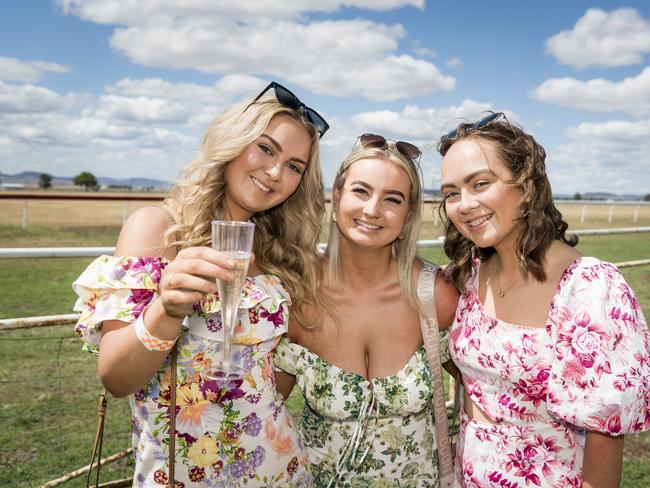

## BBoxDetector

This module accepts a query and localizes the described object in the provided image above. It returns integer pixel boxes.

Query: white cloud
[311,100,501,186]
[95,95,194,123]
[412,40,435,58]
[0,109,197,178]
[58,0,424,24]
[0,81,72,113]
[108,75,265,104]
[546,8,650,69]
[101,75,268,127]
[532,67,650,117]
[548,119,650,193]
[0,56,69,82]
[446,57,462,69]
[58,1,453,101]
[351,99,495,139]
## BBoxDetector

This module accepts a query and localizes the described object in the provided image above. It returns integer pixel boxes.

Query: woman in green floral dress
[73,82,330,487]
[275,136,459,487]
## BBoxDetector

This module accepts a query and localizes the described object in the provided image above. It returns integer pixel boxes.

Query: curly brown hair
[437,114,578,293]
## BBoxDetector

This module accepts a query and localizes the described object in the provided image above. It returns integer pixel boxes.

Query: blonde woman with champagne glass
[73,81,329,487]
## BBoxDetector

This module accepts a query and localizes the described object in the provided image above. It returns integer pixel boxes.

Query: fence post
[580,205,587,224]
[634,206,640,223]
[22,199,28,229]
[122,201,129,225]
[608,205,615,224]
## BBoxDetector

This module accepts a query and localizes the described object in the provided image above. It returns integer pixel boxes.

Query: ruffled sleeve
[72,255,168,354]
[547,257,650,435]
[274,336,300,376]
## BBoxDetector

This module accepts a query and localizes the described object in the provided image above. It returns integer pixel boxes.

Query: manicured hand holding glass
[158,246,238,320]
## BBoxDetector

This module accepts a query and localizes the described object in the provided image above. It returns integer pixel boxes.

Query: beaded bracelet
[134,312,179,352]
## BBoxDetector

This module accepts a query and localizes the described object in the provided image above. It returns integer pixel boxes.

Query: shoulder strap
[168,343,178,487]
[417,262,454,488]
[155,204,177,225]
[152,204,181,256]
[86,389,107,487]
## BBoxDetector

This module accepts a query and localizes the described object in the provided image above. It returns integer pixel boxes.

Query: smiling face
[334,157,411,250]
[440,137,523,251]
[224,114,311,220]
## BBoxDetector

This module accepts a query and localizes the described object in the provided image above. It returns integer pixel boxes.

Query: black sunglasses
[251,81,330,138]
[358,133,422,161]
[442,112,505,140]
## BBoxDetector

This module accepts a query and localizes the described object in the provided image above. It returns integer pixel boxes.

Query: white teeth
[251,176,272,193]
[467,214,492,228]
[355,219,381,230]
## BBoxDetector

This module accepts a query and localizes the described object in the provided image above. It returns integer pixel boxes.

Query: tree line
[39,172,97,190]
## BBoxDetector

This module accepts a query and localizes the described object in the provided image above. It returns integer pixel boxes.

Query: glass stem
[222,305,236,368]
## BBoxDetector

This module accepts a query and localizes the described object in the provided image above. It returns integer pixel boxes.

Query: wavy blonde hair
[162,95,327,326]
[326,146,423,309]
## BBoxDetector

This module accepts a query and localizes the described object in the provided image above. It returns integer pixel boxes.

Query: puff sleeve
[547,258,650,435]
[274,336,300,376]
[72,255,168,354]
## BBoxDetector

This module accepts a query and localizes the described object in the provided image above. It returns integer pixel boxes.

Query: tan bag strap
[86,389,108,487]
[86,345,179,488]
[417,263,454,488]
[168,343,178,487]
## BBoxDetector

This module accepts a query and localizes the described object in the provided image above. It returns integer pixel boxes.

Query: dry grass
[2,193,649,234]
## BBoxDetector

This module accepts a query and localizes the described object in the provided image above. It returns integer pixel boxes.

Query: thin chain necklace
[495,257,525,298]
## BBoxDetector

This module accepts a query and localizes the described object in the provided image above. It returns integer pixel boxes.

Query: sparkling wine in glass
[208,220,254,380]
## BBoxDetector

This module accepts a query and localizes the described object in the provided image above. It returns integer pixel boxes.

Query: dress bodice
[73,255,312,487]
[449,257,650,488]
[277,340,434,418]
[275,334,451,487]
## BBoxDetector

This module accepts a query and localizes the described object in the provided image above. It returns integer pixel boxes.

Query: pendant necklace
[495,257,525,298]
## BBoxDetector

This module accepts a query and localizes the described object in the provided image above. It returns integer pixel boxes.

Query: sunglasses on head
[358,133,422,161]
[442,112,505,140]
[251,81,330,138]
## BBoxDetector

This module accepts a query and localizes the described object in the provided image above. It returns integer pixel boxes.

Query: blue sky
[1,1,648,194]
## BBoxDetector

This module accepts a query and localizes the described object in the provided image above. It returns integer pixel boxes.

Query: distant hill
[0,171,171,189]
[555,192,646,201]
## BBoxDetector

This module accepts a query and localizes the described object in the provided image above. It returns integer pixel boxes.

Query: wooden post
[608,205,615,223]
[633,206,640,223]
[122,200,129,225]
[22,199,28,229]
[580,205,587,224]
[37,448,133,487]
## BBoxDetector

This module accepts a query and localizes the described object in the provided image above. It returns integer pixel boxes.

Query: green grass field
[0,222,649,487]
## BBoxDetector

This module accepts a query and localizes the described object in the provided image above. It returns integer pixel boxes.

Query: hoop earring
[398,228,405,240]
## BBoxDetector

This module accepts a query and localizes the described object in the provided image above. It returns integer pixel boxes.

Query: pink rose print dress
[73,255,312,487]
[450,257,650,488]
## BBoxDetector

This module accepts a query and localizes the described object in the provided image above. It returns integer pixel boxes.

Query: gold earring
[332,209,337,222]
[398,228,405,240]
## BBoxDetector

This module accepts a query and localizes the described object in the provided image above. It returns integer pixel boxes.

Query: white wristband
[134,312,179,351]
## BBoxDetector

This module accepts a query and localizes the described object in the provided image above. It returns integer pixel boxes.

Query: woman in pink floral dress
[437,113,650,488]
[73,82,330,487]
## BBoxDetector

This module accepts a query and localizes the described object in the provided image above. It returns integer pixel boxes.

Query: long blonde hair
[163,95,326,326]
[326,146,423,309]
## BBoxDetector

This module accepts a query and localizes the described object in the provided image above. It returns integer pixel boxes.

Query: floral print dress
[275,333,451,488]
[73,255,312,487]
[450,257,650,488]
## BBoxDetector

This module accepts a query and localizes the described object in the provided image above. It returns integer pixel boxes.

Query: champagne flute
[207,220,255,380]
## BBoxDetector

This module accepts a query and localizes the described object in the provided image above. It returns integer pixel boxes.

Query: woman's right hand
[159,246,239,319]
